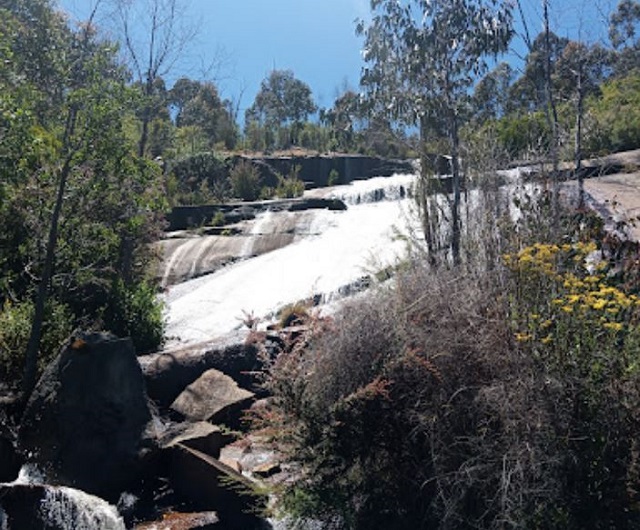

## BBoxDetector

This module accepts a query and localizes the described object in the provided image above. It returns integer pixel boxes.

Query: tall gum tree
[113,0,196,158]
[358,0,513,265]
[3,0,165,398]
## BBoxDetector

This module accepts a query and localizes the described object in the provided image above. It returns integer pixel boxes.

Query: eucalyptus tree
[114,0,196,157]
[609,0,640,75]
[245,69,317,149]
[170,78,238,149]
[357,0,514,265]
[1,0,166,396]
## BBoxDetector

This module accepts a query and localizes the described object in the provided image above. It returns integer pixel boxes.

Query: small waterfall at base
[39,487,126,530]
[2,464,126,530]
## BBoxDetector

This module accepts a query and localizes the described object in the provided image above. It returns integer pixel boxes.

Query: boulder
[138,330,262,409]
[170,369,254,425]
[18,332,153,500]
[169,443,266,526]
[0,483,125,530]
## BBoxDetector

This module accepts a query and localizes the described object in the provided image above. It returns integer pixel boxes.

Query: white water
[3,465,126,530]
[39,487,126,530]
[164,173,419,346]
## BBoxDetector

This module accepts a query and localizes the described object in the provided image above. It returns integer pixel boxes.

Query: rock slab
[170,368,254,424]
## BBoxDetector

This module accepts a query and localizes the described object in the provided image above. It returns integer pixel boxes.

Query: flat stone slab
[170,369,254,423]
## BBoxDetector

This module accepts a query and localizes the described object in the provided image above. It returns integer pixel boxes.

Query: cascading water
[163,173,420,346]
[38,487,126,530]
[2,465,126,530]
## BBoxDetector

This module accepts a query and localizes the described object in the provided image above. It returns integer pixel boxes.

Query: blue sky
[58,0,616,118]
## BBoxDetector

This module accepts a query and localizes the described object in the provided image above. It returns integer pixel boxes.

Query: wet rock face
[0,411,20,483]
[0,483,126,530]
[18,332,153,500]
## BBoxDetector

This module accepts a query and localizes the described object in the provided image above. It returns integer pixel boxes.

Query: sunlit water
[162,170,543,347]
[163,173,419,346]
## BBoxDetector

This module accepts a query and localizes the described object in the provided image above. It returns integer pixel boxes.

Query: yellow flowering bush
[504,240,640,375]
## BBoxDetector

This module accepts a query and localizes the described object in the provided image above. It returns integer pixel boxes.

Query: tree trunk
[451,114,462,267]
[575,71,585,208]
[419,117,436,265]
[543,0,561,225]
[22,153,73,399]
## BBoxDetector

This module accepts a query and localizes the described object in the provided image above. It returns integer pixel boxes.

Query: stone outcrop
[167,196,346,231]
[18,332,153,500]
[158,421,229,458]
[138,331,262,409]
[0,483,126,530]
[170,369,255,425]
[234,153,414,189]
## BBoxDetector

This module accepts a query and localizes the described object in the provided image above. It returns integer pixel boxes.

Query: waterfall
[329,173,415,205]
[39,487,126,530]
[3,464,126,530]
[163,172,419,346]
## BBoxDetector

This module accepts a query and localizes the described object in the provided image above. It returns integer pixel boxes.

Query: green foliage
[0,298,72,385]
[493,111,551,159]
[170,151,230,204]
[0,1,168,385]
[275,165,305,198]
[104,279,164,355]
[245,70,317,150]
[170,78,238,150]
[230,159,261,201]
[585,73,640,154]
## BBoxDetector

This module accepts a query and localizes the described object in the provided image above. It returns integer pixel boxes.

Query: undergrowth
[254,185,640,529]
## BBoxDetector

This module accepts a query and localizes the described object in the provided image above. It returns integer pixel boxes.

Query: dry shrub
[258,175,640,528]
[262,250,640,529]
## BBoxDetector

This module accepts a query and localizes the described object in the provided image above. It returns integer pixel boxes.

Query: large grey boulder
[170,368,254,425]
[0,483,125,530]
[18,332,153,500]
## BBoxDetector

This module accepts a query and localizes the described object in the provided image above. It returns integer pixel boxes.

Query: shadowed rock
[158,421,230,459]
[169,443,266,527]
[18,332,153,500]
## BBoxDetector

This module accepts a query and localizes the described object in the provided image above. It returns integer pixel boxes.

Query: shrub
[0,299,73,386]
[258,202,640,529]
[275,165,305,198]
[170,152,230,203]
[103,279,164,354]
[328,168,340,186]
[230,159,261,201]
